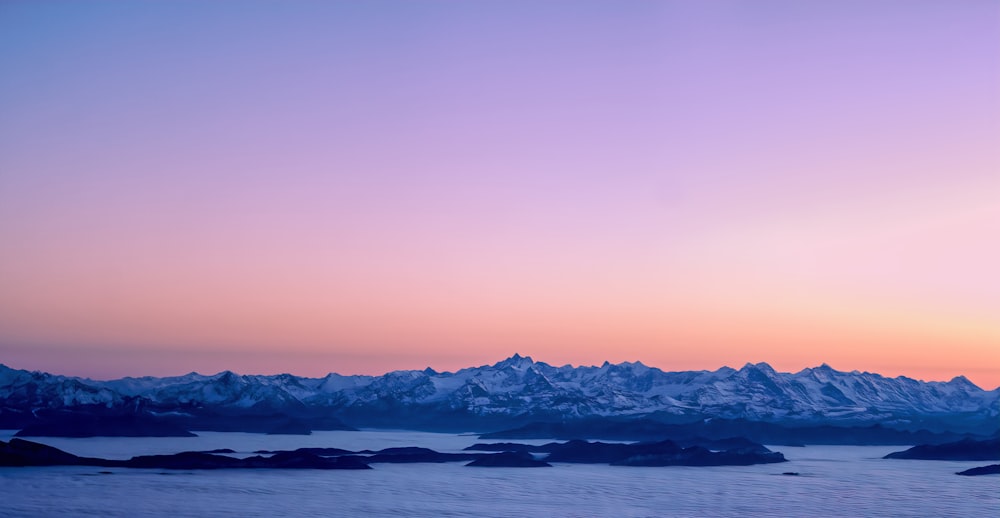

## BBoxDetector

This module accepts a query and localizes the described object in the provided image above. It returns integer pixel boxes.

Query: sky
[1,1,998,388]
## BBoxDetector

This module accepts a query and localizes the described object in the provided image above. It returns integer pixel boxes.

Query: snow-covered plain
[1,430,997,517]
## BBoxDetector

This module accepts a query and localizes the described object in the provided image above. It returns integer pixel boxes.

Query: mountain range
[1,354,997,435]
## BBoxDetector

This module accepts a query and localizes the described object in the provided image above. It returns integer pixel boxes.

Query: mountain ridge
[4,354,989,390]
[1,355,997,434]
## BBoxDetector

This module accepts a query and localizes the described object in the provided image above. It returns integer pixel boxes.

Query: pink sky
[1,1,998,388]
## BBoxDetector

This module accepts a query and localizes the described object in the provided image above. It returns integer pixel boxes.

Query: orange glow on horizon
[1,2,998,392]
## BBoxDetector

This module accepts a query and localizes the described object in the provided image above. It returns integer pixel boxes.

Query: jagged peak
[948,375,980,389]
[740,362,776,373]
[212,370,242,383]
[494,353,534,369]
[595,359,649,371]
[383,369,425,379]
[797,363,840,376]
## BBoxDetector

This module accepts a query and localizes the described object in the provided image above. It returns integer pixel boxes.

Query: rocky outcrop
[467,438,786,466]
[0,438,370,470]
[956,464,1000,476]
[1,437,785,470]
[0,438,94,466]
[884,438,1000,461]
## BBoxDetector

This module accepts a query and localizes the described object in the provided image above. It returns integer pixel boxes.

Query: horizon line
[1,354,992,391]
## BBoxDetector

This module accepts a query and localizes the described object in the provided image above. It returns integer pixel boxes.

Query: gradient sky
[1,1,998,388]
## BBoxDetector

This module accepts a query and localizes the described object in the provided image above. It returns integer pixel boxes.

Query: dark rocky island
[955,464,1000,476]
[466,438,785,466]
[0,438,370,469]
[466,451,551,467]
[0,439,478,469]
[197,448,236,454]
[355,446,479,464]
[884,438,1000,461]
[242,446,479,463]
[547,439,786,466]
[1,438,104,466]
[1,436,788,470]
[465,436,773,455]
[464,442,541,453]
[255,447,354,456]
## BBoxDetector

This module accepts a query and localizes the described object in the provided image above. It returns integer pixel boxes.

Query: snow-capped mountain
[1,355,997,432]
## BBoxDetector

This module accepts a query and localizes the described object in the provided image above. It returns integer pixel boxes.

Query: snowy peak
[492,353,535,370]
[1,357,996,430]
[739,362,778,374]
[947,375,978,390]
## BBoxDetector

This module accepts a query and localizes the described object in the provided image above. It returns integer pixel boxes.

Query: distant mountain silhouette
[2,356,996,436]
